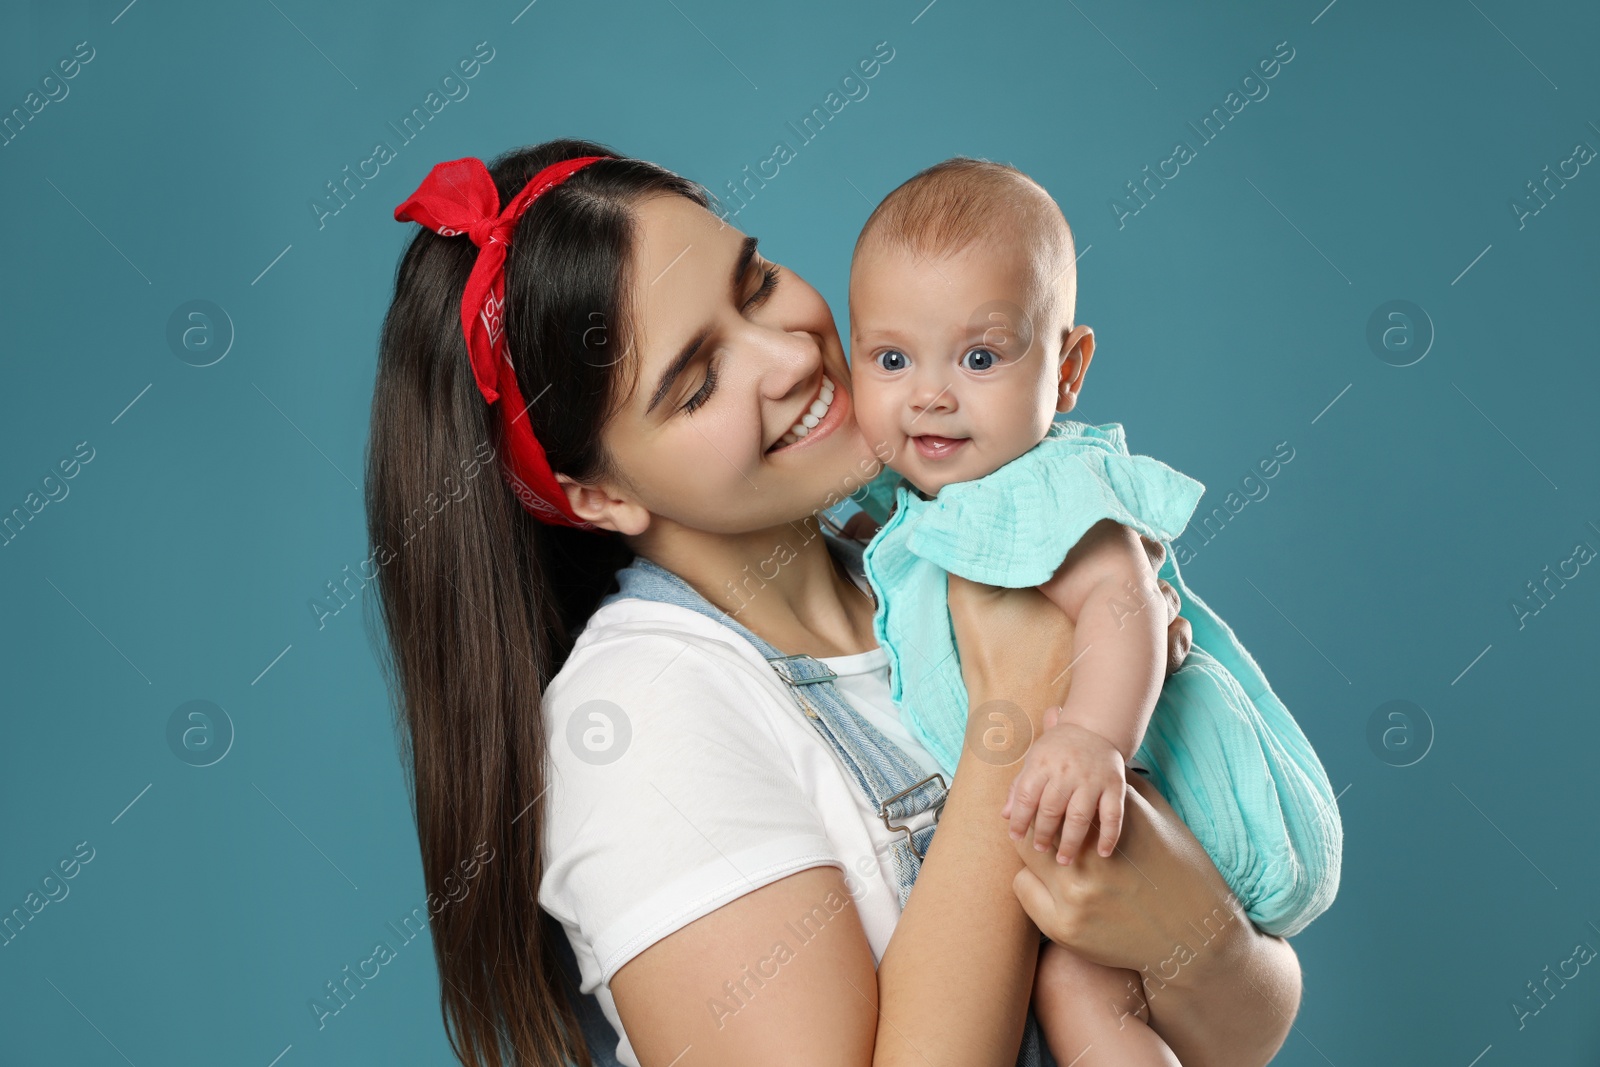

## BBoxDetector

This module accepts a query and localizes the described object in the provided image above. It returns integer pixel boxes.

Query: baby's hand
[1001,708,1128,864]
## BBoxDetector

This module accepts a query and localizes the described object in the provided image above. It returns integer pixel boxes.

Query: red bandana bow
[394,154,608,529]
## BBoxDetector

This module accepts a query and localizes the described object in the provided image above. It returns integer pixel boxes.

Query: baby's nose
[910,378,956,412]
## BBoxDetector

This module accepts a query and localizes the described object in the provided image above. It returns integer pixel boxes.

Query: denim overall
[557,530,1054,1067]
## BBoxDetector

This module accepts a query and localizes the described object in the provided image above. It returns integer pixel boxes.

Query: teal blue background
[3,0,1597,1063]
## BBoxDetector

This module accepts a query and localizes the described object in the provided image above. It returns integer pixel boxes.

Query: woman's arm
[609,865,881,1066]
[870,580,1087,1065]
[608,539,1199,1067]
[1004,528,1303,1065]
[609,731,1049,1067]
[877,569,1201,1064]
[609,579,1079,1067]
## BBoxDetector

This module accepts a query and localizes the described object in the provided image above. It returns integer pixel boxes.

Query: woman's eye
[682,355,719,414]
[875,349,908,372]
[961,346,1000,372]
[744,263,780,310]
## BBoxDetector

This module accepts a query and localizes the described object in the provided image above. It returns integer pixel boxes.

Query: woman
[366,138,1302,1067]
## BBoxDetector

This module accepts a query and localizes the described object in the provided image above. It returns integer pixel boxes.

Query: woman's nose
[755,327,823,400]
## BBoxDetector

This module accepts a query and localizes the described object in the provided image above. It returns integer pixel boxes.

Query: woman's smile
[766,370,850,455]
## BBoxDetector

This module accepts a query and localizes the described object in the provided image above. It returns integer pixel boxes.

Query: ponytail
[365,139,710,1065]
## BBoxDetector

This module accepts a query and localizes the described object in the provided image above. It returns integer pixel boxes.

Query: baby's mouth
[910,434,968,461]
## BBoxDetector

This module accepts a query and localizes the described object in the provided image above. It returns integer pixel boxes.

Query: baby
[846,158,1343,1064]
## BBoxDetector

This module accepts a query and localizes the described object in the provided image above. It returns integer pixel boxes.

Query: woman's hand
[1137,534,1192,676]
[1011,772,1240,970]
[1010,773,1300,1067]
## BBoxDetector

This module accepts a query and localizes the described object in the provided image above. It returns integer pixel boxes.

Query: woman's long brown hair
[365,139,711,1066]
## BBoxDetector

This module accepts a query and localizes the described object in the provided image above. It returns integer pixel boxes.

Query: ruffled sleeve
[904,420,1206,588]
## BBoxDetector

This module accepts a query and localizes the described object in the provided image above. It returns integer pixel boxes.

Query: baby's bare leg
[1034,940,1181,1066]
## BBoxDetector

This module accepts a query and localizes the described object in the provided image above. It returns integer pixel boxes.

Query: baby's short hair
[852,157,1077,321]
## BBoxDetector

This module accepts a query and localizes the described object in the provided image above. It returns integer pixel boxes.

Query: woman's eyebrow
[645,235,759,415]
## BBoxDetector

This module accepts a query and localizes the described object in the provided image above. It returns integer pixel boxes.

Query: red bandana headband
[393,155,608,529]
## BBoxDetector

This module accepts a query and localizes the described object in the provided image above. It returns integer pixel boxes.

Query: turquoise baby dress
[860,419,1342,937]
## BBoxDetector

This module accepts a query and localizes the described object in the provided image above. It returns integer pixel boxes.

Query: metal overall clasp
[879,773,949,859]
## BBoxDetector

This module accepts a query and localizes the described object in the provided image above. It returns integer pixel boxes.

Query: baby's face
[849,240,1066,496]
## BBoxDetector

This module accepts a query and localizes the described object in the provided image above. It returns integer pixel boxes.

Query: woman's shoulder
[538,596,848,984]
[558,594,756,673]
[547,597,782,729]
[542,594,829,796]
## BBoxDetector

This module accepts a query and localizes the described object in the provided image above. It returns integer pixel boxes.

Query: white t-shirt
[538,547,1149,1066]
[538,556,949,1066]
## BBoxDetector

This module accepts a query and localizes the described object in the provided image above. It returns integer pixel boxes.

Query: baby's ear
[1055,325,1096,414]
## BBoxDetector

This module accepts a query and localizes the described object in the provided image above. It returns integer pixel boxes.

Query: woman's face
[563,194,886,538]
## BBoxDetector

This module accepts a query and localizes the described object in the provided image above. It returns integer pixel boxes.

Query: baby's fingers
[1006,774,1044,842]
[1029,779,1074,855]
[1053,787,1100,865]
[1095,787,1125,857]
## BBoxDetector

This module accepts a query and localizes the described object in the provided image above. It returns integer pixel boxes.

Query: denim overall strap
[600,533,948,908]
[581,531,1049,1067]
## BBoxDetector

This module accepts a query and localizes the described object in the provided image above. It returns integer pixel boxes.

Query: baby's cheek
[850,380,895,443]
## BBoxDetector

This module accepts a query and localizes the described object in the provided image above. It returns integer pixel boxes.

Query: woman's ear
[555,473,652,537]
[1055,325,1096,415]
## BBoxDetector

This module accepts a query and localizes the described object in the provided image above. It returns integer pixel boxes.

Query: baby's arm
[1001,519,1167,862]
[1039,518,1167,761]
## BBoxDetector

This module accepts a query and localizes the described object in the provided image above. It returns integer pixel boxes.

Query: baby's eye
[961,346,1001,372]
[875,349,909,372]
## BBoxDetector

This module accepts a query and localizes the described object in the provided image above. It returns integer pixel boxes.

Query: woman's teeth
[773,377,835,450]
